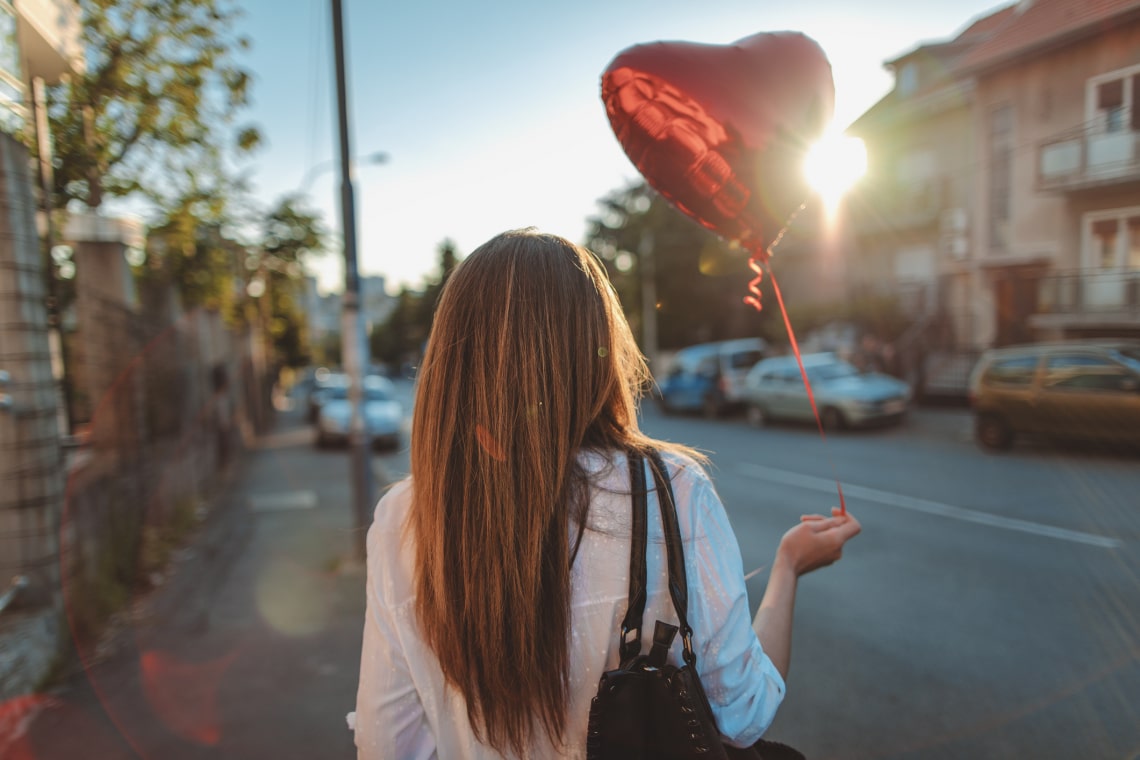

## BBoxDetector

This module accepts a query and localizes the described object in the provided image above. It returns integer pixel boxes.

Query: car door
[980,354,1043,433]
[1037,353,1140,441]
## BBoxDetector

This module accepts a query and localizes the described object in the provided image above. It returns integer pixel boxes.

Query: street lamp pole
[331,0,374,562]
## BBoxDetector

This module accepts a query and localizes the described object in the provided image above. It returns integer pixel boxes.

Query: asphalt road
[17,380,1139,759]
[635,402,1140,760]
[376,380,1140,758]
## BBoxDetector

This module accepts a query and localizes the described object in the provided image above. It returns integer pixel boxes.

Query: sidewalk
[13,408,382,759]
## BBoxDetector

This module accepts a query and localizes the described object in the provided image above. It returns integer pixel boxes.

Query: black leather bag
[585,449,805,760]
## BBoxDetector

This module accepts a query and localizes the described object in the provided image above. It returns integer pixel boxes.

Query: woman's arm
[752,509,861,680]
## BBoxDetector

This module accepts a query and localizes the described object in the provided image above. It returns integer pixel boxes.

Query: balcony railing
[1038,122,1140,192]
[1036,269,1140,318]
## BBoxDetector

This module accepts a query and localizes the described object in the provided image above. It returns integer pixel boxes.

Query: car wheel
[746,404,767,428]
[975,413,1014,451]
[657,396,675,416]
[315,431,328,449]
[821,406,845,431]
[702,395,721,419]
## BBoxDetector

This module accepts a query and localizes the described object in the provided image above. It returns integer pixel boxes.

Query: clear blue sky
[234,0,1009,293]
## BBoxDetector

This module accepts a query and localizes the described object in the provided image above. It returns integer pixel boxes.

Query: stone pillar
[0,132,65,605]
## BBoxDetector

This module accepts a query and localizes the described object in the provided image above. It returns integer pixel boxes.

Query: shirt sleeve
[354,512,437,760]
[678,463,786,747]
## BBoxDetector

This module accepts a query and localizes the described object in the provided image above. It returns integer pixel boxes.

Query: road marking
[249,490,318,512]
[736,463,1123,549]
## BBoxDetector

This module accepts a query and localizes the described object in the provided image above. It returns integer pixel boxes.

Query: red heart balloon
[602,32,834,254]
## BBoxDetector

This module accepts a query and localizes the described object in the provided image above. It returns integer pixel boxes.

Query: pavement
[2,382,985,759]
[10,405,387,760]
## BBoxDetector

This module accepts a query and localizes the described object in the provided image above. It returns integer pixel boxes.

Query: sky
[233,0,1011,294]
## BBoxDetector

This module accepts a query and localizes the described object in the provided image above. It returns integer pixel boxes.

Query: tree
[585,182,771,351]
[370,239,463,367]
[46,0,260,211]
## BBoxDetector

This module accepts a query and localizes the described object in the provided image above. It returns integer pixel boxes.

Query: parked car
[968,341,1140,451]
[742,352,911,430]
[306,369,346,423]
[656,338,767,417]
[315,376,403,450]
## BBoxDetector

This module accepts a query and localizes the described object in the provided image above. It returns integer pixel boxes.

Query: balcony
[1032,269,1140,330]
[1038,124,1140,193]
[14,0,82,83]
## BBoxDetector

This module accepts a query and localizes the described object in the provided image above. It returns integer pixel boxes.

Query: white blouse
[351,449,785,759]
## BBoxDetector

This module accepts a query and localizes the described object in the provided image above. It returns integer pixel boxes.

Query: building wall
[850,92,976,329]
[973,21,1140,268]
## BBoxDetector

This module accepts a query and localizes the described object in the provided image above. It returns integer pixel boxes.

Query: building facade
[959,0,1140,345]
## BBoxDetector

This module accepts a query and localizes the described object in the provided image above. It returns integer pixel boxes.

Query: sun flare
[805,131,867,213]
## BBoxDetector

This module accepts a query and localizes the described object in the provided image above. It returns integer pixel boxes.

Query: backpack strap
[619,450,649,661]
[646,449,696,666]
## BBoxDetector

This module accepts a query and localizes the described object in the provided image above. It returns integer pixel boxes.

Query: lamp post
[330,0,374,562]
[299,151,388,197]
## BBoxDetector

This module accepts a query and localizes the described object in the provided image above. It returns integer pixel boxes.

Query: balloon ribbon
[744,245,847,516]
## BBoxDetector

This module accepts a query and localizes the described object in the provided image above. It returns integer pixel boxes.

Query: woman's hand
[775,507,862,577]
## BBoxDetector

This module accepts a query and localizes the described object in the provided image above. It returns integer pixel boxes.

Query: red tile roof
[955,4,1017,43]
[957,0,1140,73]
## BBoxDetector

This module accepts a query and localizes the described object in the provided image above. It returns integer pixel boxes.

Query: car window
[779,368,802,384]
[1045,354,1116,369]
[729,350,765,370]
[1049,370,1136,393]
[984,355,1038,385]
[808,362,859,383]
[696,356,719,377]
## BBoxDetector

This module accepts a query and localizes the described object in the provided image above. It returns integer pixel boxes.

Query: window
[898,63,919,96]
[729,350,764,370]
[1084,208,1140,271]
[989,105,1013,251]
[1087,65,1140,134]
[1045,355,1116,370]
[1130,217,1140,270]
[984,355,1038,386]
[1050,370,1135,392]
[1097,79,1125,132]
[1092,219,1119,269]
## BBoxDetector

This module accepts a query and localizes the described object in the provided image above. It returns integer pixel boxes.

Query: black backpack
[585,449,804,760]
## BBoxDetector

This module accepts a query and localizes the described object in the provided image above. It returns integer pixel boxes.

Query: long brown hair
[409,229,682,754]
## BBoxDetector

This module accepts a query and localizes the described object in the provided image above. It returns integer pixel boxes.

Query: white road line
[736,463,1123,549]
[249,490,318,512]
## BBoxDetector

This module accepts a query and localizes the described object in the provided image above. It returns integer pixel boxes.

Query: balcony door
[1082,209,1140,309]
[1086,66,1140,176]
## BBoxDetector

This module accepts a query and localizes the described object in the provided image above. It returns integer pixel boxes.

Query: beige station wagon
[968,341,1140,451]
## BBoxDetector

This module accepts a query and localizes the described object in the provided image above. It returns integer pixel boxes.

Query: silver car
[315,376,403,450]
[742,353,911,430]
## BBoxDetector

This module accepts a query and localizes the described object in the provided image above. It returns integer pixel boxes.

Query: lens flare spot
[255,560,330,637]
[141,650,236,746]
[805,131,866,214]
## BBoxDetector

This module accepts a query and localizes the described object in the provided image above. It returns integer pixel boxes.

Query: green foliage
[46,0,260,210]
[585,182,771,350]
[370,240,461,366]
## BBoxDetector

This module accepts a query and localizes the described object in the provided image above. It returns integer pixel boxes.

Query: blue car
[656,339,768,418]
